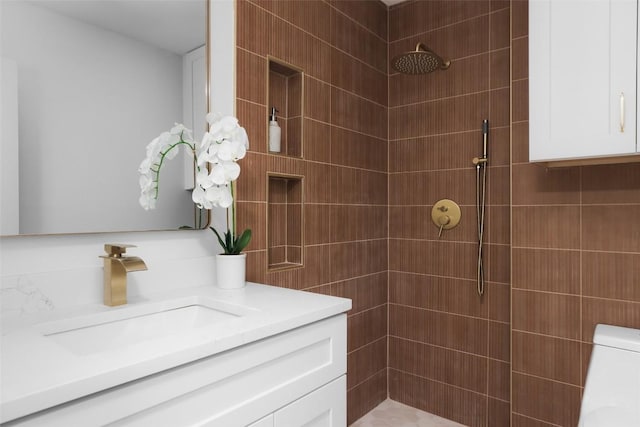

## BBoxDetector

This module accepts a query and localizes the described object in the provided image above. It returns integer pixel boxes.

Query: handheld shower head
[391,43,450,75]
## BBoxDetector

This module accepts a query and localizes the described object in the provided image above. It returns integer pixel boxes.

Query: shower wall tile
[389,131,481,172]
[512,290,581,339]
[255,0,331,43]
[512,331,582,385]
[512,206,581,249]
[488,359,510,401]
[237,49,266,105]
[512,36,528,81]
[390,92,489,139]
[490,8,511,50]
[491,48,511,89]
[488,321,510,362]
[237,0,270,56]
[389,53,489,107]
[389,304,488,355]
[582,205,640,252]
[388,0,489,43]
[236,0,389,420]
[329,205,388,242]
[347,304,387,352]
[389,2,511,423]
[329,0,388,41]
[331,127,387,172]
[512,373,581,427]
[581,163,640,204]
[331,167,388,205]
[485,243,511,283]
[511,415,556,427]
[486,205,511,244]
[389,272,488,319]
[347,337,387,390]
[302,119,331,163]
[389,239,478,280]
[388,336,488,394]
[512,163,581,205]
[512,78,529,122]
[388,205,477,242]
[512,248,581,294]
[581,298,640,342]
[237,100,268,154]
[389,168,477,205]
[388,369,488,427]
[389,15,490,65]
[488,282,510,322]
[332,272,388,316]
[331,87,387,139]
[488,398,511,427]
[331,239,388,282]
[512,0,529,39]
[486,165,510,205]
[347,370,387,426]
[512,120,529,163]
[582,252,640,302]
[330,7,387,73]
[331,48,388,107]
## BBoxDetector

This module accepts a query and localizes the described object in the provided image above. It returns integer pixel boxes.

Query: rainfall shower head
[391,43,450,74]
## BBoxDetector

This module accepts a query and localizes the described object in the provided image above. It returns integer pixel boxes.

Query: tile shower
[235,0,640,426]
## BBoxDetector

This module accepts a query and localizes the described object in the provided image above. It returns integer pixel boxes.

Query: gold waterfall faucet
[100,244,147,306]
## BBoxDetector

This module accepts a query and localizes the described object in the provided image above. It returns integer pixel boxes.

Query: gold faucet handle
[104,243,136,258]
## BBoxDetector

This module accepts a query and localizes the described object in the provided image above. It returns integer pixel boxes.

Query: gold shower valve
[431,199,461,235]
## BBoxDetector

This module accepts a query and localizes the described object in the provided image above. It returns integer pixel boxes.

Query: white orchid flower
[139,115,248,212]
[196,168,213,189]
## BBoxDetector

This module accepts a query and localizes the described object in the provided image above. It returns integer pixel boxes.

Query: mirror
[0,0,209,235]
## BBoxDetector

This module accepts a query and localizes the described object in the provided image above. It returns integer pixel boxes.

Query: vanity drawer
[3,314,347,427]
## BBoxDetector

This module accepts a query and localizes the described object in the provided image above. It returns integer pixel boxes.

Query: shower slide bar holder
[472,120,489,297]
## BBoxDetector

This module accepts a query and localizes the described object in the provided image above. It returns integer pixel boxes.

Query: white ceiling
[28,0,205,54]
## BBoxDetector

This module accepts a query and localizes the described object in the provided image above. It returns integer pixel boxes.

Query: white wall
[1,1,193,234]
[1,58,19,235]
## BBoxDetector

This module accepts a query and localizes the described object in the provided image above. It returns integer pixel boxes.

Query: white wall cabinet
[529,0,639,162]
[3,315,347,427]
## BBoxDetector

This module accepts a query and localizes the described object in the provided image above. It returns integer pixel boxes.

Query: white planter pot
[215,253,247,289]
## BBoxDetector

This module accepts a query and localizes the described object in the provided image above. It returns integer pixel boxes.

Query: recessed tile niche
[267,58,303,157]
[267,174,303,270]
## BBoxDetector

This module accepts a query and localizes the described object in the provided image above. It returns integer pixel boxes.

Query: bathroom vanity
[0,283,351,426]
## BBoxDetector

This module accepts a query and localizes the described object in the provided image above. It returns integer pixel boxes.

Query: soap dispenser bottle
[269,107,281,153]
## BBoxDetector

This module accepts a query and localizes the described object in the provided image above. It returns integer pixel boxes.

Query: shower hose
[475,120,489,297]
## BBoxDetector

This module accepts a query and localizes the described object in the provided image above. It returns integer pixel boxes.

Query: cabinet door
[529,0,637,161]
[274,376,346,427]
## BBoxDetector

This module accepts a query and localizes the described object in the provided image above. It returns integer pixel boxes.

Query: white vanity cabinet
[529,0,639,163]
[2,315,347,427]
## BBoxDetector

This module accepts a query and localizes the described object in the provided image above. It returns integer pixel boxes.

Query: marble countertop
[0,283,351,423]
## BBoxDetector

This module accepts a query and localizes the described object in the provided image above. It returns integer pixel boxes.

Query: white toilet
[579,324,640,427]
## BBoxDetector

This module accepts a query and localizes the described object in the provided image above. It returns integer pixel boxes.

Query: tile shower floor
[350,399,465,427]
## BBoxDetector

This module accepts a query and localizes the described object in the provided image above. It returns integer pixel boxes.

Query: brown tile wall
[236,1,389,424]
[511,1,640,425]
[388,1,511,426]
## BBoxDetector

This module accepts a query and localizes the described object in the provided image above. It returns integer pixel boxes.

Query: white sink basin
[37,297,250,356]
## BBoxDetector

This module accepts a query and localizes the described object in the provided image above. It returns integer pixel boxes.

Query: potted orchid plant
[138,113,251,289]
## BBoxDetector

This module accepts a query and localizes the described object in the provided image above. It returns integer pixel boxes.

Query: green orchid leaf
[210,227,228,252]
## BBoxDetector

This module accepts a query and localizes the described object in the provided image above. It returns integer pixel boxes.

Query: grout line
[512,371,583,390]
[511,412,563,427]
[388,302,510,324]
[387,368,491,399]
[389,334,509,364]
[388,87,511,110]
